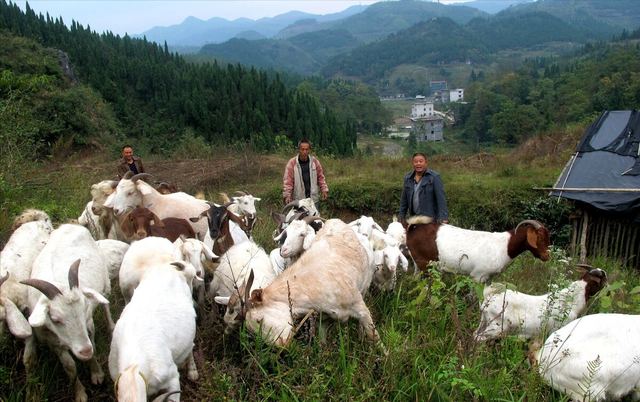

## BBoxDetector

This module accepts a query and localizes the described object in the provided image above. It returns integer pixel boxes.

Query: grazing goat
[10,208,51,231]
[109,262,198,402]
[475,266,607,341]
[406,217,550,283]
[211,241,275,333]
[534,313,640,401]
[103,172,209,241]
[121,206,196,242]
[21,224,113,402]
[243,219,384,351]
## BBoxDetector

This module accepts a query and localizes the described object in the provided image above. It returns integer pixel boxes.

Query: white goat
[475,267,607,341]
[89,179,123,240]
[385,217,406,245]
[0,273,31,340]
[211,241,275,333]
[11,208,51,231]
[109,261,198,402]
[1,220,53,310]
[534,313,640,401]
[244,219,384,351]
[95,239,130,282]
[372,243,409,291]
[349,215,384,239]
[103,173,209,241]
[274,217,317,260]
[268,248,292,277]
[21,224,113,402]
[78,201,105,240]
[173,236,218,305]
[406,217,551,284]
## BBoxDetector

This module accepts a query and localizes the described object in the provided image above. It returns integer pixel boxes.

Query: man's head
[297,140,311,162]
[412,153,428,175]
[122,145,134,163]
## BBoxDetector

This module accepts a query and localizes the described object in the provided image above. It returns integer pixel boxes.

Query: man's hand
[285,196,292,204]
[322,191,327,201]
[399,218,406,228]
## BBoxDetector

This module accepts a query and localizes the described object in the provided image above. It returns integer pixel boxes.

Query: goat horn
[575,263,595,270]
[151,391,181,402]
[0,272,9,287]
[515,219,543,233]
[170,262,186,271]
[21,279,62,300]
[130,173,154,183]
[68,259,81,289]
[179,234,187,243]
[281,200,300,214]
[244,269,255,308]
[234,190,250,196]
[123,171,134,180]
[109,180,119,189]
[287,211,309,223]
[302,215,325,224]
[222,201,235,208]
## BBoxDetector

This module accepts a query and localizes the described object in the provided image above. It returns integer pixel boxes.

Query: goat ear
[399,250,409,271]
[3,298,32,338]
[119,214,135,237]
[526,229,538,248]
[214,296,230,306]
[151,212,164,228]
[374,250,384,266]
[302,228,316,251]
[199,241,218,261]
[82,287,109,305]
[28,299,49,328]
[138,182,153,195]
[250,288,263,305]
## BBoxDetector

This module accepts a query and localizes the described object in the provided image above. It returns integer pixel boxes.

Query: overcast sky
[20,0,471,36]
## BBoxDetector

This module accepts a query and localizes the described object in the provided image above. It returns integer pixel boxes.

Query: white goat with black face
[21,224,113,402]
[109,261,199,402]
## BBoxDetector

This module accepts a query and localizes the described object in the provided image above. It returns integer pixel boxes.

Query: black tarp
[551,110,640,218]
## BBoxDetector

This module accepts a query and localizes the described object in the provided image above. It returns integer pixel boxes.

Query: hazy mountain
[199,29,362,76]
[135,5,367,46]
[452,0,533,15]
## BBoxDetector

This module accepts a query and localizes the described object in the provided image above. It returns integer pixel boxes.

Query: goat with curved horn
[20,278,62,300]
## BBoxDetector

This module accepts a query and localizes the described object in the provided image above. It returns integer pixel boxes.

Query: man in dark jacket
[117,145,146,179]
[398,152,449,226]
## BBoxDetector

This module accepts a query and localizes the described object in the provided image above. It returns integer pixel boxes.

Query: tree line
[0,0,395,156]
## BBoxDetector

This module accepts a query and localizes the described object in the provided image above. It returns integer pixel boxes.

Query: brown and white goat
[406,217,550,284]
[121,207,195,243]
[240,219,385,352]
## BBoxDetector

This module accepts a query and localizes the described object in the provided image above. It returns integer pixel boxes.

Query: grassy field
[2,129,640,401]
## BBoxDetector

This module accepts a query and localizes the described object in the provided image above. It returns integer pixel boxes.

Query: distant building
[411,101,436,118]
[379,92,406,101]
[449,88,464,102]
[429,81,447,96]
[411,116,443,142]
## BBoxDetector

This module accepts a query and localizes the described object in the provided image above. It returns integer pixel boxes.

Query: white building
[411,101,435,118]
[450,88,464,102]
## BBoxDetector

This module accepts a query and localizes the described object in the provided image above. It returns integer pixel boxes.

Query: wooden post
[579,210,589,264]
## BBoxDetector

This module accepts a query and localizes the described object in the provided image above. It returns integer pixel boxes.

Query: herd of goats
[1,170,639,401]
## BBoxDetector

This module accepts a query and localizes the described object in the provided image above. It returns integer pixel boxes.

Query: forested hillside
[0,0,393,157]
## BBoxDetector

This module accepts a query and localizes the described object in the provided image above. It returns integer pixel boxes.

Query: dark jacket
[117,156,145,179]
[398,169,449,221]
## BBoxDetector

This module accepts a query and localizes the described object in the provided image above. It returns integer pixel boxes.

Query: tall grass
[2,142,640,401]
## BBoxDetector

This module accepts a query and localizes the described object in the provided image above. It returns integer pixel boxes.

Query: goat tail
[406,215,434,226]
